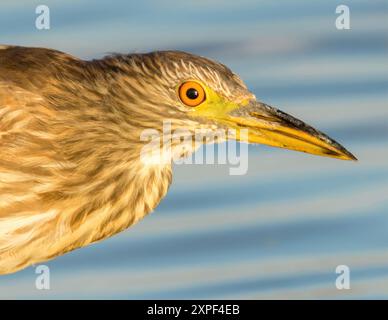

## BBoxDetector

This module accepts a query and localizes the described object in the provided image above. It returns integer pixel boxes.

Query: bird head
[111,51,356,161]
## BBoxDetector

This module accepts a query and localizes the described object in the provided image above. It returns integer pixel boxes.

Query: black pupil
[186,88,199,100]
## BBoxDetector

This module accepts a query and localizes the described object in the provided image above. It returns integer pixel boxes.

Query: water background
[0,0,387,299]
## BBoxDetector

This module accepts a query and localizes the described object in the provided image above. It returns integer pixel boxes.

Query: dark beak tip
[349,153,358,162]
[338,150,358,161]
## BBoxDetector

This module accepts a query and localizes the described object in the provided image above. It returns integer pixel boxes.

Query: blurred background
[0,0,387,299]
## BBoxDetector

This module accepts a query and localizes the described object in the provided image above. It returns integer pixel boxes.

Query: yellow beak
[225,100,357,161]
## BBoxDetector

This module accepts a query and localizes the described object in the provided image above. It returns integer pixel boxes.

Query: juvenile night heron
[0,45,356,274]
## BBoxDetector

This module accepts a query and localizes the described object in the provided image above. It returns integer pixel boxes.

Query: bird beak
[224,100,357,161]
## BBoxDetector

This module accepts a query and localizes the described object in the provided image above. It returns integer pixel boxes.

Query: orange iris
[178,81,206,107]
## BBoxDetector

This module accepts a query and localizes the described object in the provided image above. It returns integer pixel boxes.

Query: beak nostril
[249,111,282,123]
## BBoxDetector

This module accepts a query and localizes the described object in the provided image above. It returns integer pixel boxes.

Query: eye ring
[178,81,206,107]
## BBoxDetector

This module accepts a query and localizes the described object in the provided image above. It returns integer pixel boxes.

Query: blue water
[0,0,387,299]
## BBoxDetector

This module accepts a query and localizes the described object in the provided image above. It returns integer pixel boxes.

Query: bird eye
[178,81,206,107]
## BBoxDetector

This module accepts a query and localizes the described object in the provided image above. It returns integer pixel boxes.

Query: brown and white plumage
[0,46,176,273]
[0,45,355,274]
